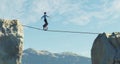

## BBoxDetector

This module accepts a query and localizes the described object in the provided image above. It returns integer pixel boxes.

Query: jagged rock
[91,32,120,64]
[0,19,23,64]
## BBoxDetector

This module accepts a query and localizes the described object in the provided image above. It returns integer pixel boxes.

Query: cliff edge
[91,32,120,64]
[0,19,23,64]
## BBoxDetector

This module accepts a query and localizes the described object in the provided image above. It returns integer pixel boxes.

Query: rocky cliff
[0,19,23,64]
[91,32,120,64]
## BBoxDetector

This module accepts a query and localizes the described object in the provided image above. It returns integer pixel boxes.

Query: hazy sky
[0,0,120,57]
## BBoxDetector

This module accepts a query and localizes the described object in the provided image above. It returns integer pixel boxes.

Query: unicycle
[43,26,48,31]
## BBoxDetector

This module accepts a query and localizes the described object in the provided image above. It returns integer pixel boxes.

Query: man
[41,12,49,31]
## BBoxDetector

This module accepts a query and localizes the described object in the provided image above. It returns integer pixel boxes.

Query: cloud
[0,0,120,26]
[94,0,120,28]
[71,0,120,27]
[0,0,24,17]
[69,14,91,26]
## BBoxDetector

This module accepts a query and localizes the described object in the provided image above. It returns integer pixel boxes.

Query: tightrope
[23,25,101,34]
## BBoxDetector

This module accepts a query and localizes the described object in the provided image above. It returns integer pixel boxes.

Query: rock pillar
[0,19,23,64]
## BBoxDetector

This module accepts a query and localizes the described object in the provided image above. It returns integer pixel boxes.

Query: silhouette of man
[41,12,49,31]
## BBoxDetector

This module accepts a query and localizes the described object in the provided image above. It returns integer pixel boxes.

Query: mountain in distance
[22,48,91,64]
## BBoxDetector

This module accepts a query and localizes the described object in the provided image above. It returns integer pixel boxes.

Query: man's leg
[43,19,48,30]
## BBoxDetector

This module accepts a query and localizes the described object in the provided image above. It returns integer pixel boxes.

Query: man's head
[44,12,46,14]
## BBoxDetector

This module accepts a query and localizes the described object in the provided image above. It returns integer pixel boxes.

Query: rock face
[91,32,120,64]
[0,19,23,64]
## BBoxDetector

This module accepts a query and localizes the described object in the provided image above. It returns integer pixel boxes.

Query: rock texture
[0,19,23,64]
[91,32,120,64]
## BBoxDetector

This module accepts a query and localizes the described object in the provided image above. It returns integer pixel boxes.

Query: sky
[0,0,120,57]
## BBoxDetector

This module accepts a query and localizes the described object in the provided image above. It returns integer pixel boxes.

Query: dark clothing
[41,14,48,28]
[43,18,48,28]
